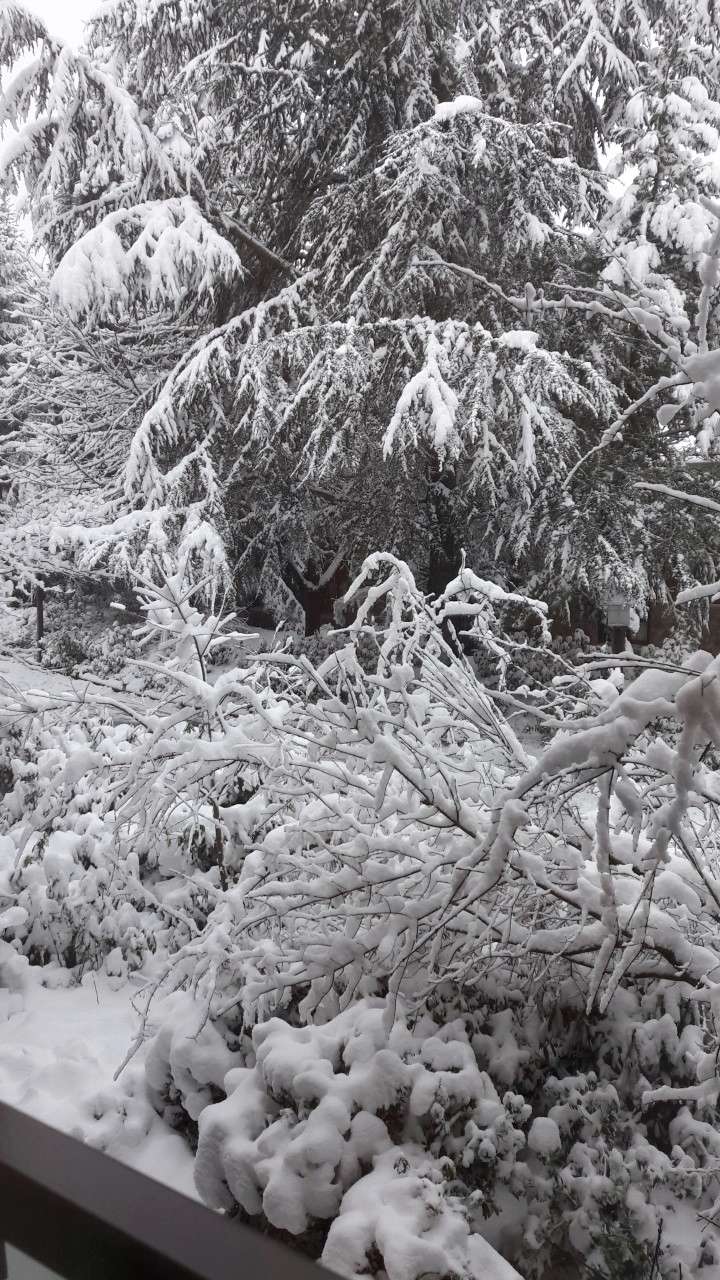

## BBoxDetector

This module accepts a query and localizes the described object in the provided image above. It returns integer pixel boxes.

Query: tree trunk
[282,559,349,635]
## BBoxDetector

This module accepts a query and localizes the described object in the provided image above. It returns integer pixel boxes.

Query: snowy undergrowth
[3,558,720,1278]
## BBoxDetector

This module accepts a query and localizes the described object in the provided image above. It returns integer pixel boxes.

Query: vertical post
[35,584,44,660]
[611,625,626,655]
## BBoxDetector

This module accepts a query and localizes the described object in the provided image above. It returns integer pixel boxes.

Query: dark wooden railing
[0,1101,331,1280]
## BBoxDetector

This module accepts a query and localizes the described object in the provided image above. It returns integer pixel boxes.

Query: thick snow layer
[195,1002,523,1280]
[51,198,243,322]
[322,1148,524,1280]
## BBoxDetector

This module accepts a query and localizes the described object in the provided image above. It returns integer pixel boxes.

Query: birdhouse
[606,594,633,629]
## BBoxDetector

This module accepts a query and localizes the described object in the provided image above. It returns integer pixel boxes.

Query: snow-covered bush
[103,556,547,1025]
[144,989,241,1148]
[127,556,715,1033]
[39,620,144,682]
[40,625,91,675]
[83,626,144,681]
[459,980,717,1279]
[194,1000,522,1271]
[0,687,222,970]
[0,712,164,968]
[111,555,720,1276]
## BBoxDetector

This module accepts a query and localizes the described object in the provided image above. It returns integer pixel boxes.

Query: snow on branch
[383,333,460,463]
[50,198,243,321]
[49,550,720,1042]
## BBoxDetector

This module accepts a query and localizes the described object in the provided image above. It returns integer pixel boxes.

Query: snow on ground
[0,964,198,1200]
[0,654,86,696]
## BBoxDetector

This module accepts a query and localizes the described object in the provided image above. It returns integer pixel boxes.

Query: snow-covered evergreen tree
[2,0,720,629]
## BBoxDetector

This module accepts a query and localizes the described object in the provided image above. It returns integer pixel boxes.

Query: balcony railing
[0,1100,332,1280]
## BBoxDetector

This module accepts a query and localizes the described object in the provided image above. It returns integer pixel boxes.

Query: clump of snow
[383,334,461,463]
[497,330,539,352]
[146,990,237,1126]
[51,197,243,322]
[433,96,484,122]
[527,1116,561,1156]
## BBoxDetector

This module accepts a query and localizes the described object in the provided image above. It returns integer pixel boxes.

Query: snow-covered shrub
[0,773,163,970]
[7,552,720,1274]
[185,986,720,1279]
[0,564,285,972]
[640,618,703,672]
[40,625,90,675]
[42,552,717,1040]
[112,555,549,1028]
[502,628,594,693]
[96,555,720,1276]
[0,704,207,969]
[418,977,720,1278]
[84,626,143,680]
[150,559,695,1037]
[194,999,524,1271]
[41,618,154,688]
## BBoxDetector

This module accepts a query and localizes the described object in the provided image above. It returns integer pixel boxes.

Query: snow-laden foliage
[0,2,195,256]
[76,556,720,1066]
[0,195,32,424]
[194,1000,520,1275]
[0,701,198,970]
[3,0,720,624]
[0,240,191,589]
[187,992,720,1280]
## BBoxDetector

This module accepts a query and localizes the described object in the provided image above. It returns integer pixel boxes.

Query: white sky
[24,0,98,45]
